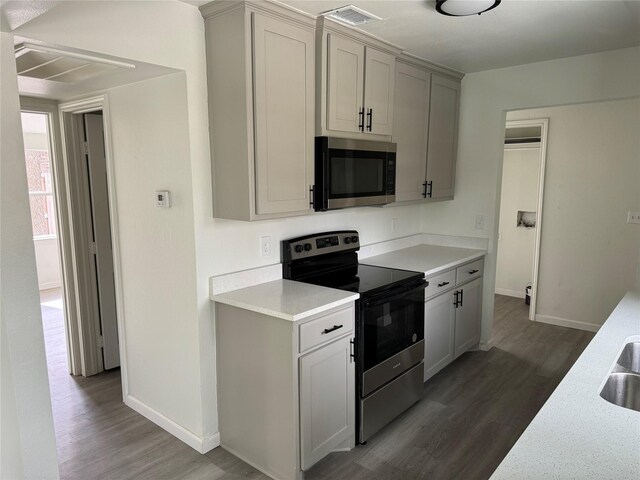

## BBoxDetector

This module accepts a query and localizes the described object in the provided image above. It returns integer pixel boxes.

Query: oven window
[329,153,385,197]
[362,288,424,371]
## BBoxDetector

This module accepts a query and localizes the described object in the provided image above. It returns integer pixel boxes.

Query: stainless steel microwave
[313,137,396,211]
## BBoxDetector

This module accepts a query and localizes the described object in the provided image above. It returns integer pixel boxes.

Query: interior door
[84,113,119,370]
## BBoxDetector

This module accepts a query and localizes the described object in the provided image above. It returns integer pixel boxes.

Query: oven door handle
[362,281,428,308]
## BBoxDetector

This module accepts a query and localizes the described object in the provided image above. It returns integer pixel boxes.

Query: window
[21,112,57,239]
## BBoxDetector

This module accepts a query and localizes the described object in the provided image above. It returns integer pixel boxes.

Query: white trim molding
[535,314,600,333]
[124,395,220,454]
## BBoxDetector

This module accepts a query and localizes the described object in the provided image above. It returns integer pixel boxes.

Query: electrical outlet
[391,217,398,233]
[475,215,485,231]
[628,211,640,224]
[260,236,271,256]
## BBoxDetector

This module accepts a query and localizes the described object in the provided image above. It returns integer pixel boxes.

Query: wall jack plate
[628,211,640,224]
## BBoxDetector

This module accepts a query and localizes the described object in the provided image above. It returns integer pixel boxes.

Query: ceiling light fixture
[436,0,501,17]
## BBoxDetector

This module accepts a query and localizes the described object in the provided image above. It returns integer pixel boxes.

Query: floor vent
[322,5,382,26]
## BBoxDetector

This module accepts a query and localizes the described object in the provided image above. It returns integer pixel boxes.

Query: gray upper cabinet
[392,59,462,205]
[326,34,364,134]
[393,62,431,202]
[318,17,399,139]
[426,74,460,200]
[201,1,315,221]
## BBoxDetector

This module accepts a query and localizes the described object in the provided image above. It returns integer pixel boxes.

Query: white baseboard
[479,337,494,351]
[124,394,220,454]
[39,281,61,290]
[535,314,600,333]
[495,288,526,299]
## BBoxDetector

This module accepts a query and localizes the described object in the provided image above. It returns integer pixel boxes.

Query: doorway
[22,96,121,378]
[495,119,548,321]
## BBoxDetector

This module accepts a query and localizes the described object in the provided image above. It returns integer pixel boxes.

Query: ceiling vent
[322,5,382,26]
[14,43,135,84]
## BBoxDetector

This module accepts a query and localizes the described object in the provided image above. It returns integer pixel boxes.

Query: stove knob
[351,236,359,244]
[344,237,351,244]
[294,245,304,253]
[304,243,312,252]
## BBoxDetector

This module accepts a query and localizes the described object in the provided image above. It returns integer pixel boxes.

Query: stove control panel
[282,230,360,262]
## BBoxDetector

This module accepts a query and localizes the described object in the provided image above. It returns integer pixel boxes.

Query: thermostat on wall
[155,190,171,208]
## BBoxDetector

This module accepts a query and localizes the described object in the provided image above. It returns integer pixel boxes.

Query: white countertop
[361,244,486,277]
[491,291,640,479]
[212,279,359,322]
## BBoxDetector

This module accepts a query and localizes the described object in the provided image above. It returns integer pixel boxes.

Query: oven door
[359,281,426,396]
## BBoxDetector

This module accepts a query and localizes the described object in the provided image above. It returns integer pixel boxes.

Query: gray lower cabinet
[300,335,355,470]
[424,289,455,381]
[216,302,355,480]
[453,277,483,359]
[424,259,484,381]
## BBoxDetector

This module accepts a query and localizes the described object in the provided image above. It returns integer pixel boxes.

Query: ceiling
[4,1,640,75]
[278,0,640,73]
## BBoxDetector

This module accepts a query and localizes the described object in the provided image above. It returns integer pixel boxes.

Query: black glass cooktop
[300,263,423,297]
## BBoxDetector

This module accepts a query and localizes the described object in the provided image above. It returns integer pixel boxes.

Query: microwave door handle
[363,282,427,308]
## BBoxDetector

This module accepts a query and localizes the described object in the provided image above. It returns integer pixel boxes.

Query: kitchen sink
[600,341,640,412]
[616,342,640,374]
[600,373,640,412]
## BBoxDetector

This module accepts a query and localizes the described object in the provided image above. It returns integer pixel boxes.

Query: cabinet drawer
[424,269,456,300]
[299,306,354,353]
[456,258,484,285]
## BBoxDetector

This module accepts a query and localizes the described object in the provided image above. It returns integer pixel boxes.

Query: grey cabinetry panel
[426,75,460,200]
[202,2,315,220]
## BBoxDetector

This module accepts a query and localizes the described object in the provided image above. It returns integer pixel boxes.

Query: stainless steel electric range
[282,231,427,443]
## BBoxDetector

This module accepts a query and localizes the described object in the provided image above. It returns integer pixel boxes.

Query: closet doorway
[496,119,548,321]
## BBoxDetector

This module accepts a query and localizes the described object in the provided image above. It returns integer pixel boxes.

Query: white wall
[0,31,59,479]
[106,72,202,438]
[11,0,217,451]
[495,147,540,298]
[422,46,640,344]
[34,238,62,290]
[507,100,640,329]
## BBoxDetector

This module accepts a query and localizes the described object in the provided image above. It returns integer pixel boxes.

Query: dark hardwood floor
[41,291,594,480]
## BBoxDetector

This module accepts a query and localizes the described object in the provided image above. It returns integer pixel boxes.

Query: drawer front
[424,269,456,300]
[299,305,354,353]
[456,258,484,285]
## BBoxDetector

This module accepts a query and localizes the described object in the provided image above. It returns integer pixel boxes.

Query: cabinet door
[363,47,395,135]
[424,290,455,381]
[426,75,460,200]
[300,336,355,471]
[327,34,364,133]
[392,63,430,202]
[454,278,482,359]
[253,13,315,215]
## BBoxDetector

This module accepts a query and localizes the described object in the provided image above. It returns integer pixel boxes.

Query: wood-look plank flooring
[41,291,594,480]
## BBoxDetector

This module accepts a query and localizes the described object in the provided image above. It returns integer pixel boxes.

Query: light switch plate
[628,211,640,224]
[155,190,171,208]
[475,215,485,230]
